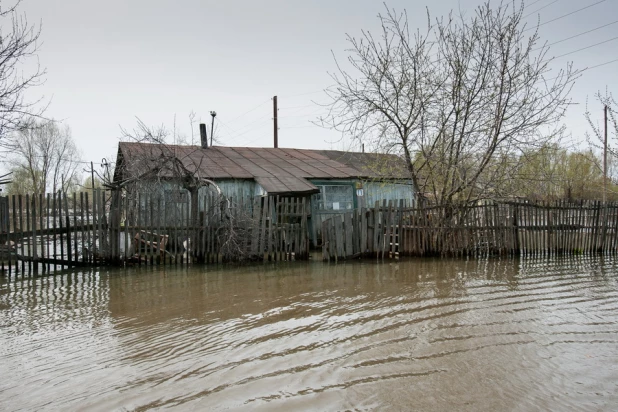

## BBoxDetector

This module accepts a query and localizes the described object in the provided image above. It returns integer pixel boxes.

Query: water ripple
[1,257,618,411]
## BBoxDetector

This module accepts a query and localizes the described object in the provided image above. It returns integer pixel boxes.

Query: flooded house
[113,141,414,246]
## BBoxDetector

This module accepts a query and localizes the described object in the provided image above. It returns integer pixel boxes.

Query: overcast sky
[16,0,618,176]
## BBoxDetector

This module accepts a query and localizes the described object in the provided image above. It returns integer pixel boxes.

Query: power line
[539,57,618,83]
[279,103,316,110]
[524,0,607,32]
[221,117,271,142]
[534,20,618,50]
[217,115,267,140]
[524,0,550,9]
[279,90,324,98]
[281,107,325,119]
[226,99,271,124]
[280,125,318,130]
[553,35,618,59]
[582,57,618,71]
[523,0,559,19]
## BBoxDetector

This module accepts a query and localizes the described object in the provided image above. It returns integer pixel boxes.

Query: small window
[314,185,353,210]
[165,189,189,204]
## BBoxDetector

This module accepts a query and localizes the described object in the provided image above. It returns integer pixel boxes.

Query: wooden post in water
[39,194,44,270]
[64,192,72,267]
[25,194,31,272]
[31,195,37,273]
[11,195,16,274]
[73,193,78,265]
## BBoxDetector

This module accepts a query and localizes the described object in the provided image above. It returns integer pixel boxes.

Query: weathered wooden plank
[321,219,329,261]
[31,195,37,272]
[300,197,308,259]
[250,196,260,256]
[157,196,163,265]
[57,193,65,265]
[344,212,353,258]
[64,192,72,266]
[260,195,269,260]
[334,214,343,260]
[373,201,380,256]
[11,195,16,273]
[72,193,78,265]
[52,193,57,268]
[39,194,44,268]
[79,192,85,264]
[123,192,128,262]
[361,207,367,256]
[25,194,31,270]
[135,192,141,265]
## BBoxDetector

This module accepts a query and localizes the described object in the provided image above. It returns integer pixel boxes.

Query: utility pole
[604,104,608,203]
[273,95,278,148]
[210,111,217,147]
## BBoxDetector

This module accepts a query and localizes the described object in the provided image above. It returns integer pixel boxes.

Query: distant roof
[115,143,410,195]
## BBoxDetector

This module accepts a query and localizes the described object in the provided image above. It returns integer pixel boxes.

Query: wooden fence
[0,190,309,274]
[321,200,618,261]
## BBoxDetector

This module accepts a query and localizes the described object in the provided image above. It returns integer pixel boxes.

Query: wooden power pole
[273,95,278,148]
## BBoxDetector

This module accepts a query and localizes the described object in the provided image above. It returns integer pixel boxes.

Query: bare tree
[322,1,577,209]
[8,119,80,195]
[113,118,256,261]
[0,0,46,142]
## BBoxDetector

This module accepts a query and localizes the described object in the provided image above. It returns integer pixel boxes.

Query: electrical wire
[279,90,324,98]
[279,103,317,110]
[225,99,271,124]
[524,0,607,32]
[533,57,618,83]
[523,0,559,19]
[280,125,318,130]
[220,117,271,142]
[534,20,618,50]
[581,57,618,71]
[524,0,550,9]
[553,35,618,59]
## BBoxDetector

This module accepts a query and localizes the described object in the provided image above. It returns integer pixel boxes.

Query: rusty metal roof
[116,143,410,194]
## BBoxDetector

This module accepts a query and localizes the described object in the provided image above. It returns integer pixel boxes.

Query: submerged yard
[1,256,617,411]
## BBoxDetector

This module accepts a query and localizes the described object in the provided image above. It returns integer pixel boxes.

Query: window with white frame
[313,185,354,211]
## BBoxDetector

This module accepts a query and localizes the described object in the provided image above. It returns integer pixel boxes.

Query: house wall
[126,177,414,248]
[197,179,257,211]
[128,179,257,225]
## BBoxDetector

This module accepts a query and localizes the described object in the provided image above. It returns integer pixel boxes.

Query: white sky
[15,0,618,176]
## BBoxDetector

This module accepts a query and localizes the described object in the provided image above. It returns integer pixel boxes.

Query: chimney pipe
[199,123,208,148]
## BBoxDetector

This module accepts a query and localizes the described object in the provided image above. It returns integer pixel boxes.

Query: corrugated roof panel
[117,143,410,192]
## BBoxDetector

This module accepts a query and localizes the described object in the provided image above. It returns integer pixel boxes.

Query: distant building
[113,142,414,246]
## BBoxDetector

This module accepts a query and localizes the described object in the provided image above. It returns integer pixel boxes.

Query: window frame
[311,181,356,211]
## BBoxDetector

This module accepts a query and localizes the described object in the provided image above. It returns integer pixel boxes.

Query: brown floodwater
[1,257,618,411]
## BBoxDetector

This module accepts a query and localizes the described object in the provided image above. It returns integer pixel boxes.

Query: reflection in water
[1,257,618,411]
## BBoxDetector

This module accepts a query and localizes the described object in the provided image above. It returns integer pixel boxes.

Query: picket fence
[321,200,618,261]
[0,190,309,274]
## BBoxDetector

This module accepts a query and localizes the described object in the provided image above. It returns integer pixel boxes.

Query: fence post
[513,204,520,255]
[109,190,121,264]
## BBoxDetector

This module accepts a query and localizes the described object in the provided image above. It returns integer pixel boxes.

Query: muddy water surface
[1,257,618,411]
